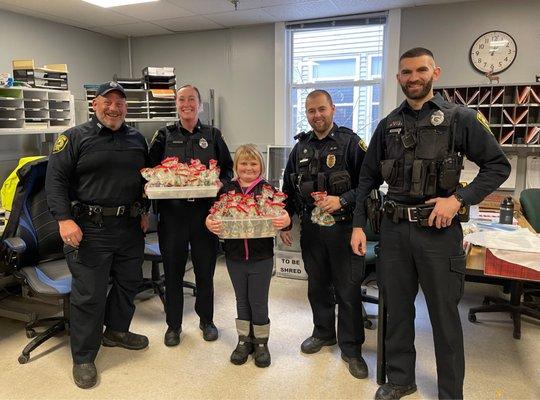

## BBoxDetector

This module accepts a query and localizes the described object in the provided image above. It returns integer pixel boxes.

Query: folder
[442,89,453,102]
[479,89,491,105]
[467,89,479,105]
[454,90,467,105]
[12,59,35,70]
[526,127,539,144]
[531,88,540,103]
[491,88,505,104]
[499,129,514,144]
[502,109,529,125]
[516,86,531,104]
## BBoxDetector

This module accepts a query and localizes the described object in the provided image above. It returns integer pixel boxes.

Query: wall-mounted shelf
[0,87,75,132]
[434,83,540,147]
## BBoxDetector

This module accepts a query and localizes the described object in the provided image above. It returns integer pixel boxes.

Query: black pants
[226,257,273,325]
[378,215,466,400]
[158,199,217,329]
[300,215,365,358]
[66,217,144,364]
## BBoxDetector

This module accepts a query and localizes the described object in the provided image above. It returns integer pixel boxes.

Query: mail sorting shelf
[0,87,74,131]
[86,88,177,121]
[434,83,540,147]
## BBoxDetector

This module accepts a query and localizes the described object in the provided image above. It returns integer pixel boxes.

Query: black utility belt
[383,201,435,227]
[72,201,143,221]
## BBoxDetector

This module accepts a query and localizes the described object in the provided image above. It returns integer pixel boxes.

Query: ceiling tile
[156,15,224,32]
[99,22,173,37]
[113,1,193,21]
[166,0,236,14]
[263,0,339,21]
[0,0,138,26]
[206,9,275,27]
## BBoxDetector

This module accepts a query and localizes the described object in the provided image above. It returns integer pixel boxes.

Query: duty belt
[71,201,144,226]
[383,200,435,227]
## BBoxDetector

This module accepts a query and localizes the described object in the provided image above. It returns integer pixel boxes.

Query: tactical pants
[378,214,466,400]
[300,215,365,358]
[158,199,217,329]
[66,217,144,364]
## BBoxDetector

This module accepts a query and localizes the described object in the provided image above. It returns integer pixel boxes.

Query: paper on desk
[464,229,540,271]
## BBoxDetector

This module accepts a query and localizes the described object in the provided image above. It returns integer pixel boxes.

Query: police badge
[199,138,208,149]
[431,110,445,126]
[326,154,336,168]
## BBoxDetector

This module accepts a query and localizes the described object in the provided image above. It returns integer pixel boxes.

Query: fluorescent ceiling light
[82,0,159,8]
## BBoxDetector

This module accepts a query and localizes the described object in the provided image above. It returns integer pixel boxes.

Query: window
[287,17,386,144]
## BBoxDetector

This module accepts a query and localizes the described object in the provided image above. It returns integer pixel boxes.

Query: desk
[465,212,540,339]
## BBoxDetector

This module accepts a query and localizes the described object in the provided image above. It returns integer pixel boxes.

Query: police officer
[350,48,511,400]
[280,89,368,379]
[148,84,233,346]
[46,81,150,389]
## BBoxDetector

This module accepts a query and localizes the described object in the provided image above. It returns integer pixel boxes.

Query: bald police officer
[350,48,511,399]
[46,82,150,389]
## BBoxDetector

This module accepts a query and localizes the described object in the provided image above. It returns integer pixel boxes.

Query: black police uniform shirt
[46,116,148,221]
[352,93,511,227]
[282,123,366,219]
[147,119,233,183]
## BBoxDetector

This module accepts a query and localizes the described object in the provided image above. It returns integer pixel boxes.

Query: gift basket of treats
[141,157,220,199]
[209,184,287,239]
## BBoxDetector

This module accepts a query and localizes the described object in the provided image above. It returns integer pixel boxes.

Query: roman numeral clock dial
[470,31,517,74]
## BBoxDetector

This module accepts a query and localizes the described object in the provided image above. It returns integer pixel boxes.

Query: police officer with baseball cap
[350,48,511,399]
[280,89,368,379]
[148,84,233,346]
[46,81,150,389]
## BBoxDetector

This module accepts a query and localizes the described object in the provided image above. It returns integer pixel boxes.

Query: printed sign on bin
[275,251,307,280]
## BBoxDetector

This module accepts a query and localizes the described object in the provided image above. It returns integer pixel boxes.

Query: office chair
[139,212,196,308]
[467,189,540,339]
[1,158,71,364]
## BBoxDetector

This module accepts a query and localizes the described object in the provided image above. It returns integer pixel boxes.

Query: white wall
[0,10,123,100]
[128,24,275,151]
[0,10,124,183]
[400,0,540,87]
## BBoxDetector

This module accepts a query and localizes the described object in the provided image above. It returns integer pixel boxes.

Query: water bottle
[499,196,514,224]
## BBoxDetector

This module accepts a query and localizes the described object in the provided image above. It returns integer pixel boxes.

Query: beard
[400,77,433,100]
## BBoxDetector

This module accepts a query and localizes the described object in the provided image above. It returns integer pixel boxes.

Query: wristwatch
[339,196,348,208]
[453,193,465,206]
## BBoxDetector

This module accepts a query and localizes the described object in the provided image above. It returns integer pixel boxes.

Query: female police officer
[148,85,233,346]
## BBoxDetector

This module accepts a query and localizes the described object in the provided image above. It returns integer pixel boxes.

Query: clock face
[470,31,517,74]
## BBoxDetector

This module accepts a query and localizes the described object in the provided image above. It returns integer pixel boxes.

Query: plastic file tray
[145,185,219,199]
[218,216,278,239]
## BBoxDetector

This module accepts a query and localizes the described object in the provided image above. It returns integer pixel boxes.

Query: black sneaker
[199,321,219,341]
[300,336,337,354]
[341,353,368,379]
[73,362,97,389]
[375,383,417,400]
[102,329,149,350]
[164,327,181,347]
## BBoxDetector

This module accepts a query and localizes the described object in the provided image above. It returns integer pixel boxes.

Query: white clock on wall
[469,30,517,74]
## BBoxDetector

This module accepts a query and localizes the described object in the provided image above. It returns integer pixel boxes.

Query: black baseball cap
[96,81,126,98]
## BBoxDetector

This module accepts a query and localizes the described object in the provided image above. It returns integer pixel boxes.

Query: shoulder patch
[53,134,69,153]
[476,112,492,135]
[358,138,368,152]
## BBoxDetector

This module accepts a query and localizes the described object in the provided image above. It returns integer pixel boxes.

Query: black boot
[73,362,97,389]
[252,323,271,368]
[375,383,417,399]
[102,329,149,350]
[230,319,253,365]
